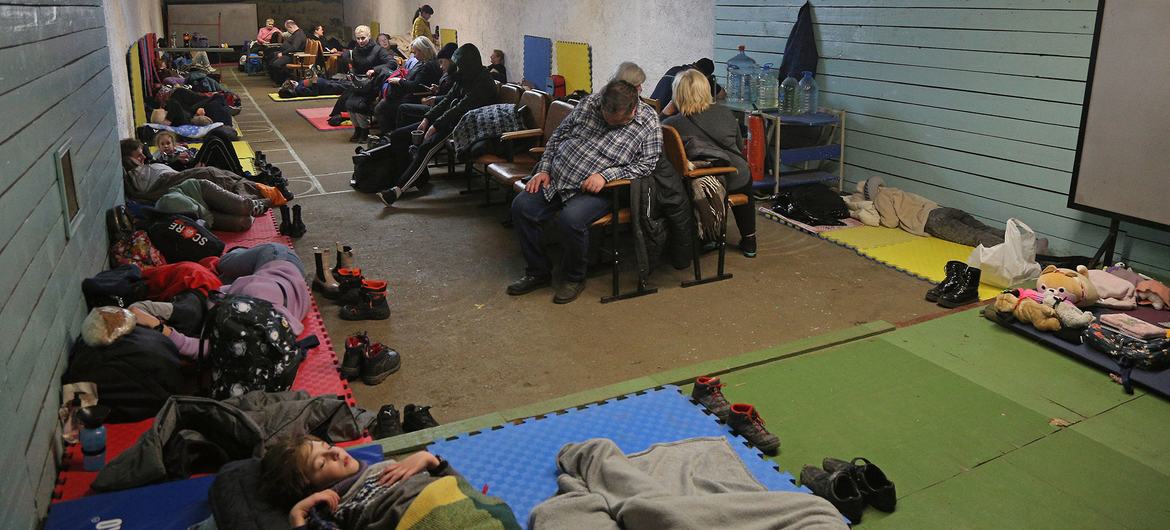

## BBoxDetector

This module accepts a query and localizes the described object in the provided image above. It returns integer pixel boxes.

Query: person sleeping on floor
[121,138,291,206]
[258,434,520,529]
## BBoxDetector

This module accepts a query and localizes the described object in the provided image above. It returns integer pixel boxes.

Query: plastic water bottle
[796,71,819,115]
[756,64,779,110]
[725,45,758,105]
[779,75,799,114]
[78,405,110,472]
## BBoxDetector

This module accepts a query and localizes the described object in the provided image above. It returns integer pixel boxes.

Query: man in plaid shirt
[507,80,662,304]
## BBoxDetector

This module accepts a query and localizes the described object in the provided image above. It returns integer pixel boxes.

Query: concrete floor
[225,71,948,423]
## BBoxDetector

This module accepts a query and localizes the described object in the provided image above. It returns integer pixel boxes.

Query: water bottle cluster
[726,45,819,115]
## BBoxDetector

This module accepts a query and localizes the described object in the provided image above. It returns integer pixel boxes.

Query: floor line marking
[229,70,324,194]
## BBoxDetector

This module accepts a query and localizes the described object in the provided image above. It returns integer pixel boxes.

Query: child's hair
[260,433,322,506]
[153,130,179,150]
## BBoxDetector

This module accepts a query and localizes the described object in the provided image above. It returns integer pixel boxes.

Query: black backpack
[82,264,149,309]
[148,213,225,263]
[350,142,397,193]
[772,183,849,226]
[200,294,318,399]
[62,327,188,422]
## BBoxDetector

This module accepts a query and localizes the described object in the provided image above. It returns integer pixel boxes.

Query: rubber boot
[285,204,306,238]
[926,260,968,303]
[333,243,355,278]
[340,279,390,321]
[938,266,981,308]
[312,247,341,298]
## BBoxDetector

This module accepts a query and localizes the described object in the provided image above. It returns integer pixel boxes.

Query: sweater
[411,16,431,40]
[873,187,938,236]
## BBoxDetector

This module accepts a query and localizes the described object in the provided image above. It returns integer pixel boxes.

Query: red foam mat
[53,208,367,503]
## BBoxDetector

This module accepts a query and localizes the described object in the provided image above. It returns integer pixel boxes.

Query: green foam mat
[1071,394,1170,479]
[884,308,1143,419]
[715,337,1056,498]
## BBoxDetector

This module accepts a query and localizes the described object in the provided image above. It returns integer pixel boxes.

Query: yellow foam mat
[267,93,339,101]
[857,237,1002,300]
[554,40,592,94]
[439,28,458,47]
[821,225,922,250]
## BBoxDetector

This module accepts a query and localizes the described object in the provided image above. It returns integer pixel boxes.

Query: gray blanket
[529,437,846,530]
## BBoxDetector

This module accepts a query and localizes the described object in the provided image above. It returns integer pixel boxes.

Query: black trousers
[193,136,243,175]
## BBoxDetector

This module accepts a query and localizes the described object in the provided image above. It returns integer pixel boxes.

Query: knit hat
[437,42,457,60]
[863,176,885,201]
[693,58,715,76]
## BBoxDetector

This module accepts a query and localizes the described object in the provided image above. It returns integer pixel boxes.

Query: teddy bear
[1036,265,1099,308]
[991,289,1061,332]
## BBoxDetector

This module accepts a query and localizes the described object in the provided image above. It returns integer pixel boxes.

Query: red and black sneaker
[340,331,369,381]
[360,341,400,385]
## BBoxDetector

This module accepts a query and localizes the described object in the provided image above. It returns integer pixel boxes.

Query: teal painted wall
[714,0,1169,276]
[0,1,123,527]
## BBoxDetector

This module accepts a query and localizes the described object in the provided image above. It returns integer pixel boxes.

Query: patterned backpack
[200,294,317,399]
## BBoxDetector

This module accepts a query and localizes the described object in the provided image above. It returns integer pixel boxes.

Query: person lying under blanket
[259,434,520,529]
[121,138,291,205]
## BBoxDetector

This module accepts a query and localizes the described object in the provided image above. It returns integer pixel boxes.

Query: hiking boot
[926,260,967,303]
[553,280,586,304]
[938,266,981,308]
[800,465,865,525]
[370,404,403,439]
[340,279,390,321]
[691,376,732,421]
[402,404,439,432]
[823,457,897,513]
[506,274,551,296]
[361,342,400,385]
[727,403,780,454]
[327,267,363,302]
[340,331,369,381]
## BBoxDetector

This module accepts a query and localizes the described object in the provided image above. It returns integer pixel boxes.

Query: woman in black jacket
[373,36,441,133]
[377,43,497,206]
[328,25,391,139]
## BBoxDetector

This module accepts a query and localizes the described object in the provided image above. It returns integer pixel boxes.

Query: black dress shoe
[926,260,967,302]
[402,404,439,432]
[506,275,551,296]
[800,465,865,525]
[938,266,981,308]
[823,457,897,513]
[553,280,586,304]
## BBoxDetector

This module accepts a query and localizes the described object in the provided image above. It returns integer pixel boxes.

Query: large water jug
[756,64,779,109]
[779,75,799,114]
[796,71,819,114]
[725,45,758,105]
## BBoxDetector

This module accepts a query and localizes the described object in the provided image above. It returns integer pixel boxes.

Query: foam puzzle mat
[523,35,552,91]
[267,92,339,101]
[428,386,806,525]
[553,40,592,94]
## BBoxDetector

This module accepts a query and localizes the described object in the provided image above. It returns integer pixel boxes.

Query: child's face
[158,136,176,154]
[302,440,360,488]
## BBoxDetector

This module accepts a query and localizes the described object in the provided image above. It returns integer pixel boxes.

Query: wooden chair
[497,83,523,106]
[466,90,552,205]
[486,99,573,201]
[453,81,522,193]
[661,125,746,287]
[287,39,322,79]
[641,97,661,113]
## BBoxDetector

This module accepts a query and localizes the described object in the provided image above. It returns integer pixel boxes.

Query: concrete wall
[714,0,1169,276]
[0,2,125,528]
[103,0,164,135]
[343,0,714,93]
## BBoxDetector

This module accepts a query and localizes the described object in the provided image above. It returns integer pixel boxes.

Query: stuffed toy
[992,290,1061,332]
[1135,279,1170,310]
[1036,265,1099,308]
[1044,293,1094,329]
[80,307,137,347]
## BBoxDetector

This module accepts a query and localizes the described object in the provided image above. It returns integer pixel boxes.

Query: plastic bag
[967,218,1041,288]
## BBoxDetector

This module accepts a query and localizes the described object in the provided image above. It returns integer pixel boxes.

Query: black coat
[395,59,442,98]
[279,29,306,54]
[348,42,391,75]
[632,155,694,275]
[426,44,497,131]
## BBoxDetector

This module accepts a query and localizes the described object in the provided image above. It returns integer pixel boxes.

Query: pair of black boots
[278,204,306,238]
[926,260,981,308]
[247,151,294,201]
[800,457,896,525]
[369,403,439,439]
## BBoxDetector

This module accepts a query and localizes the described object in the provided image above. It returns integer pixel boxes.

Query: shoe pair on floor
[278,204,306,238]
[369,403,439,439]
[800,457,896,525]
[340,331,400,385]
[312,244,391,321]
[691,376,781,455]
[926,260,982,308]
[506,275,586,304]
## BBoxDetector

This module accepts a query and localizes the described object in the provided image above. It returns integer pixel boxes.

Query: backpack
[148,213,225,263]
[201,294,318,400]
[82,264,150,309]
[108,205,166,269]
[771,183,849,226]
[62,327,187,422]
[350,142,397,193]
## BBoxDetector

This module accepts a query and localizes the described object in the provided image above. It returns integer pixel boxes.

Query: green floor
[709,309,1170,528]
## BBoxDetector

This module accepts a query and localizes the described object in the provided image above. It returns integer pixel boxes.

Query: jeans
[218,243,304,283]
[511,190,610,282]
[925,207,1005,248]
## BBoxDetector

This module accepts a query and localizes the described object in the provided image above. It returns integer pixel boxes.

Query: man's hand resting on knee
[526,172,550,193]
[581,173,605,194]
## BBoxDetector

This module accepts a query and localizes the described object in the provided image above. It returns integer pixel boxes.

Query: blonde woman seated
[661,69,757,257]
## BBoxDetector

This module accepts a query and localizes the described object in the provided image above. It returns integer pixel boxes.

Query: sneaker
[402,404,439,432]
[361,342,401,385]
[506,274,551,296]
[739,235,757,258]
[800,465,865,525]
[376,187,402,207]
[327,115,345,127]
[553,280,586,304]
[340,332,368,381]
[370,404,403,439]
[726,403,780,454]
[691,376,732,421]
[823,457,896,513]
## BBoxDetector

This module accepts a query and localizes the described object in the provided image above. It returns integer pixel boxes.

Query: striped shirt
[534,93,662,201]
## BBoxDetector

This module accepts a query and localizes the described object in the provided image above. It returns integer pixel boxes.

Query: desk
[720,101,846,197]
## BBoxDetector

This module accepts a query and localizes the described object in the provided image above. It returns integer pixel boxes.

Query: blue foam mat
[429,386,805,526]
[46,445,385,530]
[523,35,552,91]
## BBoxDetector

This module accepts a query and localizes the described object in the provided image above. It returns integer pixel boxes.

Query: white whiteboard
[167,3,259,46]
[1070,0,1170,229]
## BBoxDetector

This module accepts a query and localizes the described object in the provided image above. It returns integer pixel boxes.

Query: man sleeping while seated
[260,434,520,529]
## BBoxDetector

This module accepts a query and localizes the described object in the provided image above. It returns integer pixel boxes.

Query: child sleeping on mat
[260,434,520,529]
